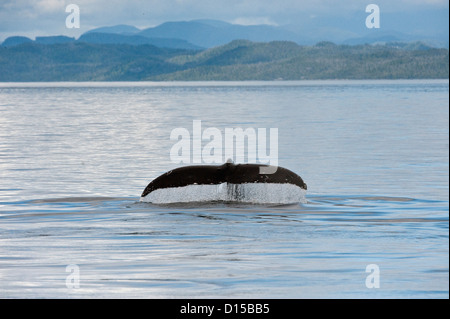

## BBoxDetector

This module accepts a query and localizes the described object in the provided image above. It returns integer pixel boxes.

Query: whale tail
[140,162,307,204]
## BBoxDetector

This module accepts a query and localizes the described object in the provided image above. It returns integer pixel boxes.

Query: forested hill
[0,40,448,81]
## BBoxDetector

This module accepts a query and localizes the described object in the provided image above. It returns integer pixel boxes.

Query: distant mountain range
[1,19,447,81]
[2,19,448,50]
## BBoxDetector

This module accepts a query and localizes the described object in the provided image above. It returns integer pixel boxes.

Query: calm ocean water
[0,80,448,298]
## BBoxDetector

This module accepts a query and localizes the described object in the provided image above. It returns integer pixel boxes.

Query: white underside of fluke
[140,182,306,204]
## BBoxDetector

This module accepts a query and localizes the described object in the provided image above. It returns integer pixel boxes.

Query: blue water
[0,80,448,298]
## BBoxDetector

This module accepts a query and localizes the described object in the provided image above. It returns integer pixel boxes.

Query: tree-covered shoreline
[1,40,448,81]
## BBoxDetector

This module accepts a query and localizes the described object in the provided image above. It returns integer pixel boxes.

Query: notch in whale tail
[140,161,307,204]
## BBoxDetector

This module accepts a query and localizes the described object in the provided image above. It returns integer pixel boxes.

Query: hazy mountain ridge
[77,32,202,50]
[2,19,448,49]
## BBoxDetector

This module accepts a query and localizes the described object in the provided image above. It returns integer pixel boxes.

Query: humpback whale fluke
[140,161,307,204]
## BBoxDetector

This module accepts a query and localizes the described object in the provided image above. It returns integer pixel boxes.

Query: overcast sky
[0,0,448,41]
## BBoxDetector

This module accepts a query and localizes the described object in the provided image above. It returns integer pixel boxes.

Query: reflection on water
[1,194,447,298]
[0,81,448,298]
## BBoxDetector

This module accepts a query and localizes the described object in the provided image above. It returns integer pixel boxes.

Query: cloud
[231,17,278,26]
[34,0,66,13]
[0,0,448,41]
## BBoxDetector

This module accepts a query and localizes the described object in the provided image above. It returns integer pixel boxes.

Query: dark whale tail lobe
[140,161,307,204]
